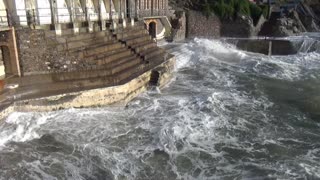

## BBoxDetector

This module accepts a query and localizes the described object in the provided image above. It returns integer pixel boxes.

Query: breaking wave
[0,37,320,179]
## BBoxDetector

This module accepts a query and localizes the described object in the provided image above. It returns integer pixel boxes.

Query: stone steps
[139,46,165,60]
[116,28,148,39]
[130,40,157,53]
[125,35,152,46]
[67,36,114,52]
[50,57,142,83]
[74,41,124,58]
[95,49,134,66]
[113,24,145,34]
[65,31,110,42]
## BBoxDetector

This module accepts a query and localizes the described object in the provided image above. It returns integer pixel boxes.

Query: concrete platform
[0,55,176,120]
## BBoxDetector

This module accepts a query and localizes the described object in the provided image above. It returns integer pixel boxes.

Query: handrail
[0,7,173,28]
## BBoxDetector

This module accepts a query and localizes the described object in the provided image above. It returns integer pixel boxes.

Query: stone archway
[144,19,158,39]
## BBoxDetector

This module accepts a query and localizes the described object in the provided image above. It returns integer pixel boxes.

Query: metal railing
[137,9,173,18]
[0,7,174,28]
[0,7,121,27]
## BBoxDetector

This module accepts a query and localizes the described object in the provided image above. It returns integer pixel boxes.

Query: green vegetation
[187,0,269,23]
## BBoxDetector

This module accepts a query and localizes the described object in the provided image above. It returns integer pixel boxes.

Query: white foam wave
[0,112,50,147]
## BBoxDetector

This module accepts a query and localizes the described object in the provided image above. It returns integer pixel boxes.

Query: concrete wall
[234,39,297,55]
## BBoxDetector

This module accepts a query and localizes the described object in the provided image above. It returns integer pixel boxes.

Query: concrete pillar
[101,20,106,30]
[73,22,79,34]
[89,21,94,32]
[122,18,126,27]
[268,41,272,56]
[55,23,62,35]
[5,0,28,26]
[111,20,117,30]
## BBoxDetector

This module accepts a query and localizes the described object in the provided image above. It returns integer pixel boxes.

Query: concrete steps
[130,40,157,53]
[95,49,134,66]
[67,36,114,52]
[125,35,152,46]
[49,57,142,83]
[78,41,125,57]
[137,46,165,61]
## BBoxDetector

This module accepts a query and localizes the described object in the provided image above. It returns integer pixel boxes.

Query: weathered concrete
[234,39,297,55]
[0,56,176,120]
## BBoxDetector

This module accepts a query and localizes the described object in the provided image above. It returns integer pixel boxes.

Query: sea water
[0,35,320,179]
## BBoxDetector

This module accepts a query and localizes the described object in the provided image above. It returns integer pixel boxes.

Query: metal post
[32,9,36,26]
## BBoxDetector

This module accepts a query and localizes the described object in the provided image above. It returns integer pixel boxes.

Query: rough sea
[1,34,320,179]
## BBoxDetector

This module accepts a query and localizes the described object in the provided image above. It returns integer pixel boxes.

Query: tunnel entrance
[148,22,156,39]
[149,70,160,86]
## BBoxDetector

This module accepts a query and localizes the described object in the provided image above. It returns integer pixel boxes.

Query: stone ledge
[0,56,176,120]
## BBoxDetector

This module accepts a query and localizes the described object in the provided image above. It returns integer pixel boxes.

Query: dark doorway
[0,46,12,79]
[149,70,160,86]
[148,22,156,39]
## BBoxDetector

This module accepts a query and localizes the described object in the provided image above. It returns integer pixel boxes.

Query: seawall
[0,56,176,120]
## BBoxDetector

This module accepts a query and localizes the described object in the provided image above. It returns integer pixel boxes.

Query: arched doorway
[149,22,156,39]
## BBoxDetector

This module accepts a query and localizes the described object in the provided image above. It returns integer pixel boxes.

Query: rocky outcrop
[168,11,186,42]
[259,11,307,37]
[221,15,265,37]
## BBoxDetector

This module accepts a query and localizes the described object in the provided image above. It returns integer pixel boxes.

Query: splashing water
[1,37,320,179]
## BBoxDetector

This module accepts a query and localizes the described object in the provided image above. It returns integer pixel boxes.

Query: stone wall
[186,10,221,38]
[221,16,255,38]
[234,39,297,55]
[16,29,85,75]
[186,10,263,38]
[169,11,186,42]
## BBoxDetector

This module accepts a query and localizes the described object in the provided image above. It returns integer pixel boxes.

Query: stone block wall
[186,10,221,38]
[16,29,85,75]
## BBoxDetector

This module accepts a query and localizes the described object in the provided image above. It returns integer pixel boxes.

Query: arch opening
[149,70,160,86]
[148,21,156,39]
